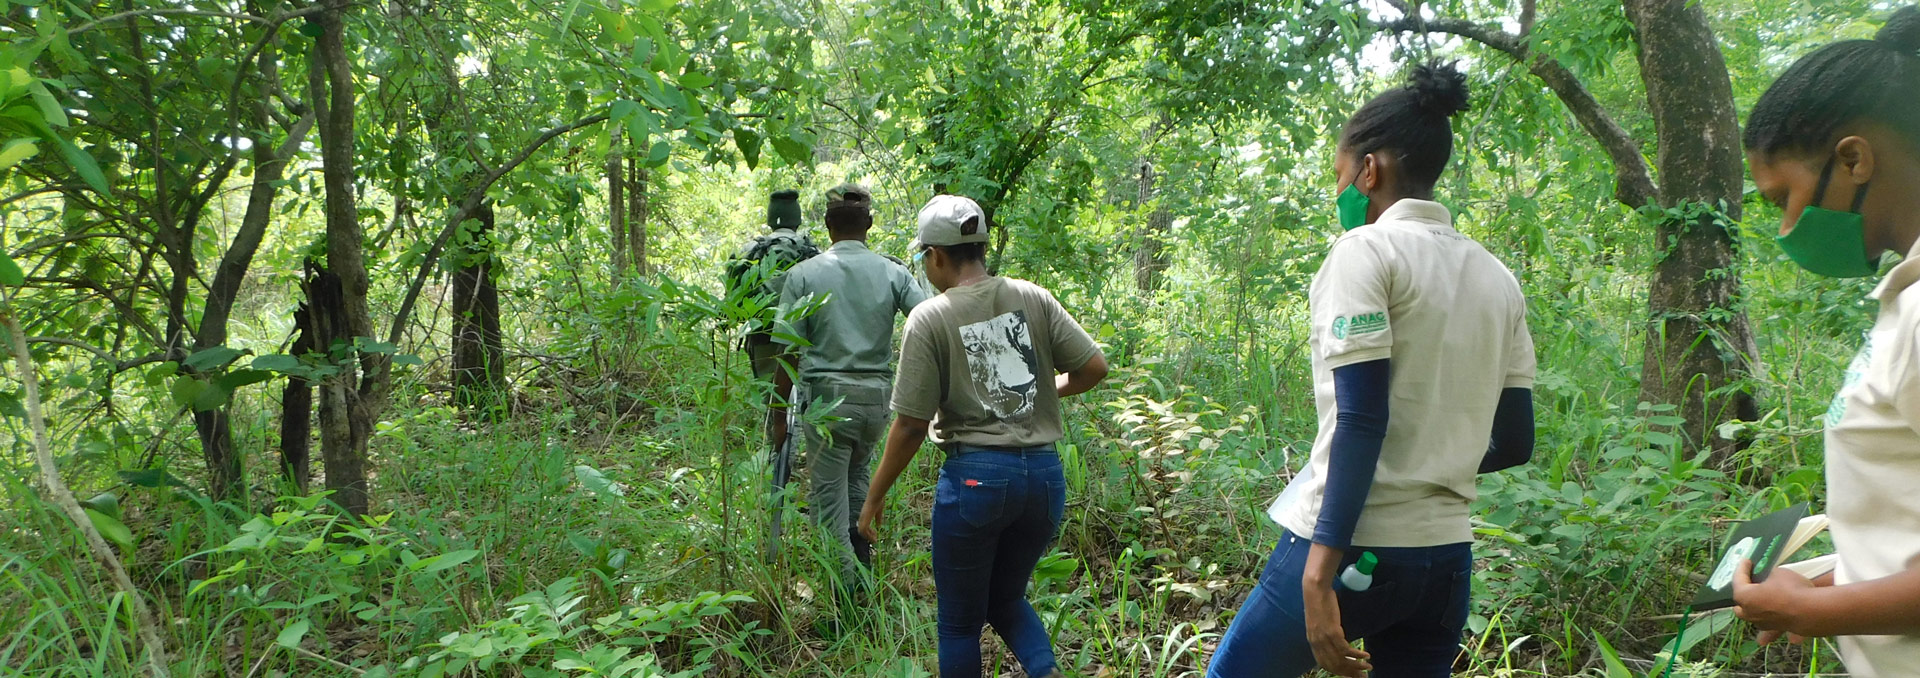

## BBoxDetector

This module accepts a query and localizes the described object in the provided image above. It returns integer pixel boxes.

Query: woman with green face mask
[1732,5,1920,674]
[1207,62,1539,678]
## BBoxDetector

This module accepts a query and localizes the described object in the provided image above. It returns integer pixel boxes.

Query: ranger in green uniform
[773,183,928,596]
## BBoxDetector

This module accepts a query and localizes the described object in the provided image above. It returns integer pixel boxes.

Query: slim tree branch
[3,292,170,677]
[70,6,325,35]
[386,112,610,345]
[1376,11,1657,207]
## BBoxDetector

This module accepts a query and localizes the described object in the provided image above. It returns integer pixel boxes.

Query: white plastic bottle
[1339,551,1378,592]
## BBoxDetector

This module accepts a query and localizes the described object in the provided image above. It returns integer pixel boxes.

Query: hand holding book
[1692,504,1829,612]
[1732,556,1826,643]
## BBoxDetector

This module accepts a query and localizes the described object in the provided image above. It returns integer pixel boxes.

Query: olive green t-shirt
[891,277,1101,449]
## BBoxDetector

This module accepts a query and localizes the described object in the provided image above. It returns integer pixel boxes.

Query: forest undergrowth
[0,250,1882,677]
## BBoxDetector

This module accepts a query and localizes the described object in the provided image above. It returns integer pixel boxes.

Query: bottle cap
[1356,551,1378,576]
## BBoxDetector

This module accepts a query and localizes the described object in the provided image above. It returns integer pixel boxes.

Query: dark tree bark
[313,0,376,516]
[280,307,314,491]
[1379,0,1758,467]
[194,59,315,501]
[627,160,649,275]
[451,202,505,411]
[1134,159,1172,293]
[1622,0,1760,463]
[609,131,628,277]
[607,135,649,278]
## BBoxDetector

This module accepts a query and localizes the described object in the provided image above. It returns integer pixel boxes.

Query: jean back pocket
[937,471,1010,528]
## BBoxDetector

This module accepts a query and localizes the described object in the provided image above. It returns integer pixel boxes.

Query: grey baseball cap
[912,195,989,249]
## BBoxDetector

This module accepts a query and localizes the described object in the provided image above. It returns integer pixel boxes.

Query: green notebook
[1692,503,1826,611]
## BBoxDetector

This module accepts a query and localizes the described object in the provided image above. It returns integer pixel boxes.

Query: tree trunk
[627,159,649,275]
[194,65,314,501]
[1133,159,1172,294]
[313,0,376,516]
[608,131,628,277]
[194,409,240,500]
[1376,1,1760,469]
[1622,0,1759,464]
[281,304,314,491]
[452,202,505,411]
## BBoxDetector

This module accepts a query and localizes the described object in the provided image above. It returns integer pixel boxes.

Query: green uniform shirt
[776,240,928,383]
[891,276,1101,450]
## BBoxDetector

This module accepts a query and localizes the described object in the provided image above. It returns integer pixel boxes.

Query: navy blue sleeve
[1312,358,1390,549]
[1478,387,1535,474]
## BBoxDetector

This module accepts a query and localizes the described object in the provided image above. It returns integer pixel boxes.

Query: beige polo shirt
[1270,199,1535,547]
[1823,246,1920,676]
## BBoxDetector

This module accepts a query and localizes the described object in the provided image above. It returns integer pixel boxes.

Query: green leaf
[145,362,177,385]
[0,391,24,418]
[554,0,586,35]
[1593,633,1631,678]
[83,507,133,549]
[770,131,812,165]
[611,98,639,122]
[169,377,208,410]
[217,369,273,391]
[0,138,38,172]
[573,465,625,497]
[647,140,670,167]
[183,346,244,371]
[639,0,676,13]
[392,354,424,367]
[734,128,760,169]
[1669,609,1738,655]
[677,71,712,89]
[276,620,310,649]
[0,249,22,286]
[81,492,120,520]
[419,549,480,573]
[118,468,187,488]
[355,338,399,355]
[192,382,231,412]
[27,80,64,127]
[251,354,301,372]
[35,122,106,194]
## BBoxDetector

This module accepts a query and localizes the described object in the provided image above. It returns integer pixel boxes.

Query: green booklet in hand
[1692,503,1830,611]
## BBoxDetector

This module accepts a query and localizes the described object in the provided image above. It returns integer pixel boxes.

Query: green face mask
[1777,158,1877,278]
[1337,183,1370,231]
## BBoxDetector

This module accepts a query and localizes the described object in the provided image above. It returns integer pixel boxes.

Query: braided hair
[1340,61,1473,191]
[1744,6,1920,157]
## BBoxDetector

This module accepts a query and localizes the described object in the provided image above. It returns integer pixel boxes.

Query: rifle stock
[763,385,799,563]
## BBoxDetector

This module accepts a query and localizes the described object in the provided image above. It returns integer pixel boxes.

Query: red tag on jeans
[965,479,980,487]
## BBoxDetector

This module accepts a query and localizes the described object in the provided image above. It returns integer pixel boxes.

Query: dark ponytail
[1339,61,1472,190]
[1743,5,1920,157]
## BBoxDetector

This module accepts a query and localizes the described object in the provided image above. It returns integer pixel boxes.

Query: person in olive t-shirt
[858,195,1109,678]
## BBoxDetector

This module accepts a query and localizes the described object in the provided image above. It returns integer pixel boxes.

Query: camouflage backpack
[724,229,820,315]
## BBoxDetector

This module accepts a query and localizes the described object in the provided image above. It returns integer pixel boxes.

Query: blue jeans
[1207,531,1471,678]
[931,449,1066,678]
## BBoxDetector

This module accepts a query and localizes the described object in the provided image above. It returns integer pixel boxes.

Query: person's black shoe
[849,527,874,570]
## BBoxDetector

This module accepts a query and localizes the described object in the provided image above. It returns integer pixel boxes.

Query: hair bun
[1408,61,1471,118]
[1877,5,1920,53]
